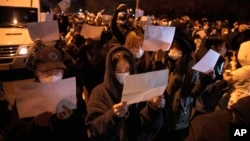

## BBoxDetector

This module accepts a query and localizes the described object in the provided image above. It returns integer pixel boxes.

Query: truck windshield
[0,6,38,28]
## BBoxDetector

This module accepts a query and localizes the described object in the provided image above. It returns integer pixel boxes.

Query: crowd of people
[1,3,250,141]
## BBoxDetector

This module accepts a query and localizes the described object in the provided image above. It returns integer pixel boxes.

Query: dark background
[40,0,250,24]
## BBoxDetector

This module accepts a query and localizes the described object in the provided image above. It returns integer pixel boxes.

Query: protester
[2,3,250,140]
[124,28,154,73]
[223,41,250,108]
[192,34,229,118]
[109,3,133,48]
[195,34,227,80]
[229,22,250,51]
[85,46,165,141]
[150,29,197,141]
[185,96,250,141]
[75,38,106,103]
[193,79,229,117]
[24,40,89,141]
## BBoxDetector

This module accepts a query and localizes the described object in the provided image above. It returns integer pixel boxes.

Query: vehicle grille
[0,58,13,63]
[0,45,19,56]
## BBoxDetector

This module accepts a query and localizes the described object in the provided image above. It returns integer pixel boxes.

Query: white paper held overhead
[27,21,60,42]
[142,25,175,51]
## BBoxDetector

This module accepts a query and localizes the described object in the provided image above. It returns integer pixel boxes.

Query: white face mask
[134,48,144,59]
[115,72,130,85]
[39,73,63,83]
[168,50,182,60]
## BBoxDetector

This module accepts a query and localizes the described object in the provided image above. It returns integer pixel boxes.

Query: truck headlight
[17,45,29,55]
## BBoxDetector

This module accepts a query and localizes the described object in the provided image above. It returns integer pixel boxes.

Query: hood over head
[173,28,196,53]
[170,28,196,72]
[104,46,136,102]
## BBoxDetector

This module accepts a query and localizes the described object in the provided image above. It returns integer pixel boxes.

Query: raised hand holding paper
[192,49,220,73]
[27,21,60,42]
[121,69,169,104]
[12,77,76,118]
[142,25,175,51]
[80,24,104,40]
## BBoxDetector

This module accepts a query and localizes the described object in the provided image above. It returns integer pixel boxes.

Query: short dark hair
[204,35,226,49]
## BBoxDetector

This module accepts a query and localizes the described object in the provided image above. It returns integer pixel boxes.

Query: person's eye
[115,68,130,73]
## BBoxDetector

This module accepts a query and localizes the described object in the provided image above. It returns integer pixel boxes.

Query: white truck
[0,0,41,70]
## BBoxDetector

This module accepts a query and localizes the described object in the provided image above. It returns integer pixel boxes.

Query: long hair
[110,50,134,74]
[125,29,144,49]
[204,34,227,49]
[168,29,196,74]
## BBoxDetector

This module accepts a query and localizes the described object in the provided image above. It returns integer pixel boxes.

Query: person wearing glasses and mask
[155,29,198,141]
[24,40,89,141]
[85,46,165,141]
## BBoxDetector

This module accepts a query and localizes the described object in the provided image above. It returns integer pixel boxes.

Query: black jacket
[85,46,164,141]
[186,96,250,141]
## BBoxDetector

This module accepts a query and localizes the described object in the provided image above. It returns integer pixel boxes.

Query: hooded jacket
[154,29,198,141]
[85,46,164,141]
[227,40,250,108]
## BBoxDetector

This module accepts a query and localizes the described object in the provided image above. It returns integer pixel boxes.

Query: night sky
[41,0,250,22]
